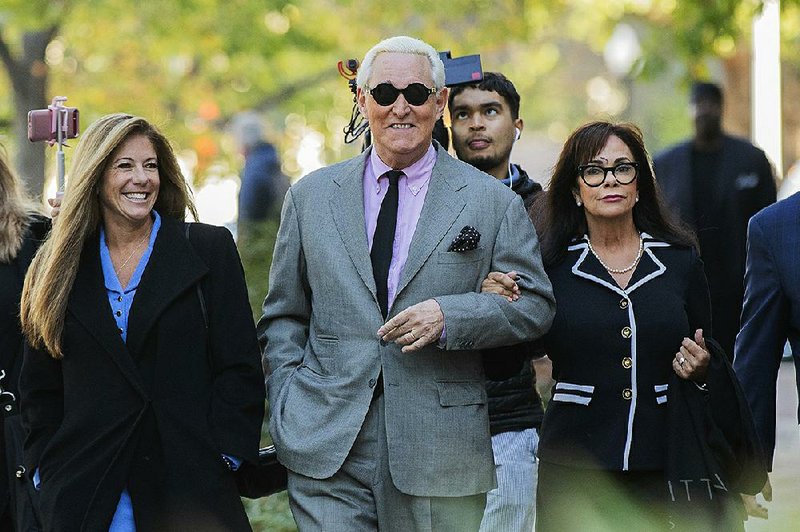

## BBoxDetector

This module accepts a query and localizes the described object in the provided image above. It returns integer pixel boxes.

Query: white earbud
[514,128,521,141]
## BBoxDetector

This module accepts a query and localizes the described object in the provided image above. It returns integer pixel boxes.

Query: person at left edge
[259,36,555,531]
[19,113,265,531]
[0,151,49,531]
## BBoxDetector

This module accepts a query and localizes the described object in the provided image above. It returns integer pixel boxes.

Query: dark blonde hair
[21,113,197,358]
[0,148,40,262]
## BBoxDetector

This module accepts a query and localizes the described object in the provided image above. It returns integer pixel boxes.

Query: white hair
[356,36,445,90]
[231,111,265,151]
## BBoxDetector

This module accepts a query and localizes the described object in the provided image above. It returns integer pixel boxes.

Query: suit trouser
[287,394,486,532]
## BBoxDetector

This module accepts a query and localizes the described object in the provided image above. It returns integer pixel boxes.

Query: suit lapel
[716,136,738,210]
[671,144,695,225]
[328,152,378,299]
[395,149,467,300]
[125,218,208,358]
[68,237,149,398]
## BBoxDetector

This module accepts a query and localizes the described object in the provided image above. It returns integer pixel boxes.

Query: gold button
[622,388,632,400]
[619,299,629,309]
[621,326,632,338]
[622,357,632,369]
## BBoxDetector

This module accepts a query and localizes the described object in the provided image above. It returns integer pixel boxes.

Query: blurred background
[2,1,799,529]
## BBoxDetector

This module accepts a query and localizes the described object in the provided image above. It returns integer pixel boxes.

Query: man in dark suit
[448,71,545,532]
[734,192,800,516]
[259,36,555,531]
[653,81,776,360]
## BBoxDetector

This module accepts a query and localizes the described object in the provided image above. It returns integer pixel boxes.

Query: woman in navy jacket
[484,122,755,530]
[19,114,264,531]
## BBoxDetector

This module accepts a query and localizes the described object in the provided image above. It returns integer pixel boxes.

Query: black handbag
[234,445,288,499]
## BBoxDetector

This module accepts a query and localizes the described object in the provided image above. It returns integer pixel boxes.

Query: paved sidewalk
[746,360,799,532]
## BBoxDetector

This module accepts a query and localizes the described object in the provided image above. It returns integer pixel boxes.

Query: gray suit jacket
[259,145,555,497]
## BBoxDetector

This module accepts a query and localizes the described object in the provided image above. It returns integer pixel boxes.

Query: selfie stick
[50,96,69,190]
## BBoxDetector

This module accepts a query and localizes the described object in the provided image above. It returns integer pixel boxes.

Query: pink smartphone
[27,107,79,142]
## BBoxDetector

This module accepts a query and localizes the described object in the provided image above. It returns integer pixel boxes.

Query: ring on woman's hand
[678,356,686,367]
[408,330,416,341]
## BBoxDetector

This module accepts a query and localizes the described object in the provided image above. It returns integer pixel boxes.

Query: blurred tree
[1,0,799,191]
[0,0,70,196]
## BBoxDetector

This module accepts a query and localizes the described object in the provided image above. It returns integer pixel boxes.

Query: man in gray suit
[259,35,555,531]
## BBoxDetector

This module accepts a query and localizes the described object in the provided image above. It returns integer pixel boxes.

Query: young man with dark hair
[449,71,545,531]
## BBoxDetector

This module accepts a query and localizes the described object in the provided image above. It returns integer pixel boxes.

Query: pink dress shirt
[363,144,436,313]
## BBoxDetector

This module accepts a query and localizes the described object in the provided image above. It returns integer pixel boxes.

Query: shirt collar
[368,143,436,196]
[99,210,162,293]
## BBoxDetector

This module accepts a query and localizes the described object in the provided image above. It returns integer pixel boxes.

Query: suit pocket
[435,380,486,407]
[307,333,339,375]
[551,381,594,406]
[437,248,485,264]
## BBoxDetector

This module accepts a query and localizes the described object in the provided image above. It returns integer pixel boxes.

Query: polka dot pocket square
[447,225,481,252]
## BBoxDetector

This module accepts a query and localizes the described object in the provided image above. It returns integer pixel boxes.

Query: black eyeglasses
[577,162,639,187]
[368,83,437,106]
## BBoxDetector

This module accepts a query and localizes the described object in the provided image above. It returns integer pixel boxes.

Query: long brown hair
[536,121,696,266]
[0,148,41,262]
[21,114,197,358]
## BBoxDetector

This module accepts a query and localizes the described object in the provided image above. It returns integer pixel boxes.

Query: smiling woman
[99,134,162,287]
[19,114,265,531]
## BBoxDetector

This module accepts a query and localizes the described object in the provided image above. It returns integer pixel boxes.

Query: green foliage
[237,219,280,321]
[243,492,296,532]
[2,0,796,191]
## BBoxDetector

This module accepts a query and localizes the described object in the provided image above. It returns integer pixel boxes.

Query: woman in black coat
[19,114,265,531]
[0,152,49,531]
[483,122,764,530]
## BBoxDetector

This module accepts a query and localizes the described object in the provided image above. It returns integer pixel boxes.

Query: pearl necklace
[587,234,644,274]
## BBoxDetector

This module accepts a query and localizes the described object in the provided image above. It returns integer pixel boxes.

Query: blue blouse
[99,211,161,532]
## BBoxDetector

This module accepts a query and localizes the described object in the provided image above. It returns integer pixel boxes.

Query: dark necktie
[371,170,403,318]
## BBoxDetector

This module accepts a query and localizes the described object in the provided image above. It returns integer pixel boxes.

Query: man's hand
[377,299,444,353]
[481,271,520,301]
[741,476,772,520]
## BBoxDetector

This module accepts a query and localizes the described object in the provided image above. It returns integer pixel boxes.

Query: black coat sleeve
[19,343,63,478]
[200,227,266,463]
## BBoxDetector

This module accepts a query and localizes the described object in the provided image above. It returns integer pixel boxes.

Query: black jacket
[20,218,264,532]
[538,235,711,470]
[653,135,775,359]
[483,165,545,434]
[0,215,49,530]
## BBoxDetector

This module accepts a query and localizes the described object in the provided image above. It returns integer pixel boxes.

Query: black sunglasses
[368,83,437,106]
